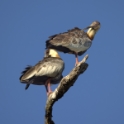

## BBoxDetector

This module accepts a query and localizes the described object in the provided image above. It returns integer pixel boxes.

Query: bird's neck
[87,28,96,40]
[51,54,60,58]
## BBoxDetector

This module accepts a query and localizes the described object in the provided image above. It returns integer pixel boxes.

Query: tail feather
[20,65,32,80]
[20,65,32,90]
[25,84,30,90]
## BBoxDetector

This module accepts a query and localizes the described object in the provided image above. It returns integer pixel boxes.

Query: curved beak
[83,21,101,31]
[83,26,92,30]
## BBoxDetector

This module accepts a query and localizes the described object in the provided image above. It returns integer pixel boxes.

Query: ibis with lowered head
[20,49,65,96]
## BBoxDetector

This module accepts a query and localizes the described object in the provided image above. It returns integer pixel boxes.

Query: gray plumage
[20,49,64,90]
[46,27,92,56]
[46,21,100,65]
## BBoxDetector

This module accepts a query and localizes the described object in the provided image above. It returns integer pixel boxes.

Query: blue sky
[1,0,124,124]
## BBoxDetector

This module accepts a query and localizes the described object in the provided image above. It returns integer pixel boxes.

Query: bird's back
[20,57,64,85]
[46,27,92,55]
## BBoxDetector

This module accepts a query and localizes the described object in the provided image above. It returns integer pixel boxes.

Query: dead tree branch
[45,55,89,124]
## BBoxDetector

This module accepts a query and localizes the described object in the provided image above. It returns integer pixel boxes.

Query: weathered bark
[45,55,89,124]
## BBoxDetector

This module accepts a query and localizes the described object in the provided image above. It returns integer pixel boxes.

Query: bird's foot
[47,91,53,96]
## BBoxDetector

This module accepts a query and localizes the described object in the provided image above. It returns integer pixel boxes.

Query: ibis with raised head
[46,21,100,65]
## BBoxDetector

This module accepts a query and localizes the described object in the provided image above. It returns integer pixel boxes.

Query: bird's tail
[25,84,30,90]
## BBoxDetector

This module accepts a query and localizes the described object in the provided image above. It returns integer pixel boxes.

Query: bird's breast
[67,38,92,52]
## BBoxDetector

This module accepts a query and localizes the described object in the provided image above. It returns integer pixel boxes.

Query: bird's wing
[35,58,64,78]
[25,84,30,90]
[46,27,92,53]
[46,27,82,47]
[20,65,37,82]
[20,58,64,82]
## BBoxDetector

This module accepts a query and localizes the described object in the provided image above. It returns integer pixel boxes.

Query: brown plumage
[46,21,100,65]
[20,49,64,96]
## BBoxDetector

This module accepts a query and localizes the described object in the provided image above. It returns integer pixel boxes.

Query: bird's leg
[45,78,52,96]
[75,53,79,66]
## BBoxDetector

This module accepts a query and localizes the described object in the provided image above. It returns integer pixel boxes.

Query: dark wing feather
[46,28,91,55]
[48,27,81,39]
[25,84,30,90]
[19,65,32,80]
[20,58,64,85]
[46,27,81,53]
[67,27,81,32]
[34,57,64,78]
[20,65,32,90]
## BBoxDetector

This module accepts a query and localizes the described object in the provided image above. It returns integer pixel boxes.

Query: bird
[19,49,65,96]
[46,21,100,65]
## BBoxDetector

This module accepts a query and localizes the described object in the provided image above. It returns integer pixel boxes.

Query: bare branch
[45,55,89,124]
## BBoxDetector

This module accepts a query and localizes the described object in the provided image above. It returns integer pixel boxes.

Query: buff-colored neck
[87,28,96,40]
[45,49,60,58]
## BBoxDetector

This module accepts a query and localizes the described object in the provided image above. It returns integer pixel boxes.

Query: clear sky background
[1,0,124,124]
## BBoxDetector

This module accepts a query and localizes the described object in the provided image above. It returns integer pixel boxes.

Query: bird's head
[85,21,100,40]
[45,49,60,58]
